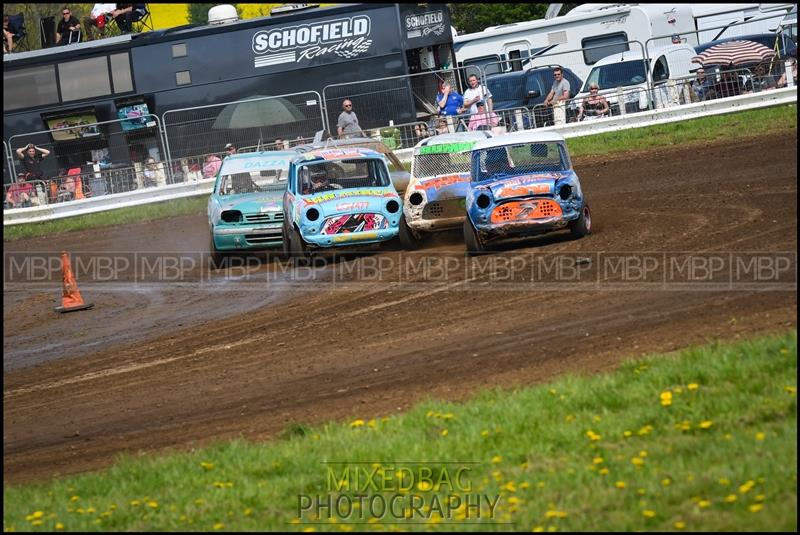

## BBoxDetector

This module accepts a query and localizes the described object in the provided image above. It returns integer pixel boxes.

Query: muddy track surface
[3,132,797,485]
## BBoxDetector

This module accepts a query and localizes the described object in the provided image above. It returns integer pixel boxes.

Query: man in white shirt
[462,74,493,115]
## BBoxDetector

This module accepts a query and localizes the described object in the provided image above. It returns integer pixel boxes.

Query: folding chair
[8,13,29,52]
[132,4,153,33]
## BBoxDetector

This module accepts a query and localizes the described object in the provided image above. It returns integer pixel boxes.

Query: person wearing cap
[6,172,34,208]
[577,83,610,121]
[224,143,237,155]
[467,101,500,131]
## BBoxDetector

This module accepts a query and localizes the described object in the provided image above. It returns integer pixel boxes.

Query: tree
[449,3,580,35]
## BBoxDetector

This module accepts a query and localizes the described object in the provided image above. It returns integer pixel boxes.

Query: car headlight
[306,207,320,222]
[221,210,242,223]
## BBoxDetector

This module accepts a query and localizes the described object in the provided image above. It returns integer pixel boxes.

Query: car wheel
[463,218,486,255]
[398,213,423,250]
[569,203,592,239]
[209,232,226,268]
[290,225,310,267]
[281,222,291,259]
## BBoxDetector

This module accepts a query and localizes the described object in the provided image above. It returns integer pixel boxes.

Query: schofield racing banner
[400,4,452,49]
[250,7,401,71]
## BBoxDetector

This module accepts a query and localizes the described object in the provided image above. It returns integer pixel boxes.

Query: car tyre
[209,232,227,269]
[463,218,486,255]
[290,225,311,267]
[569,203,592,239]
[398,213,424,250]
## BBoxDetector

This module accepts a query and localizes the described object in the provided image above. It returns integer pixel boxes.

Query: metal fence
[322,65,483,138]
[161,91,327,166]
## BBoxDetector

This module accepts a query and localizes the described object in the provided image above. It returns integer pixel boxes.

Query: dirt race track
[3,131,797,485]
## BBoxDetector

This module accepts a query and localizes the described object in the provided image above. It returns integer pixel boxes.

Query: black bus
[3,3,454,182]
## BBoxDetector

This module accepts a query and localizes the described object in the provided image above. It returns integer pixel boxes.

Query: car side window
[653,55,669,82]
[525,74,543,97]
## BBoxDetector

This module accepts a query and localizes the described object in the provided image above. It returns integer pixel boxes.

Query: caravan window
[652,55,670,82]
[582,33,630,65]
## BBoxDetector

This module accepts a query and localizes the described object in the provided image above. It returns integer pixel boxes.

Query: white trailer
[454,3,794,82]
[453,4,699,81]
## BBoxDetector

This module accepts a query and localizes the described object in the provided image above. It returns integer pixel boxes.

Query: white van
[570,44,696,117]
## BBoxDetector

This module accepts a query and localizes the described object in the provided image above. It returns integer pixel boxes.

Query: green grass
[4,104,796,242]
[568,103,797,157]
[3,331,796,531]
[3,196,208,242]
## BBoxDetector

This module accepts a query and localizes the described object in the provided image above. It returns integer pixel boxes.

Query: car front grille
[422,199,465,220]
[244,212,284,223]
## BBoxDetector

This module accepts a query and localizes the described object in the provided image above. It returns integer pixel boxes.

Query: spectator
[273,138,285,150]
[462,74,493,115]
[111,4,145,33]
[337,99,364,139]
[202,153,222,179]
[142,157,158,187]
[6,173,34,208]
[577,83,610,121]
[713,69,745,99]
[55,6,81,45]
[434,117,450,135]
[777,59,797,88]
[436,82,463,117]
[544,67,571,107]
[82,3,116,41]
[749,63,777,92]
[224,143,237,156]
[3,15,13,53]
[58,172,77,201]
[690,68,713,102]
[16,144,50,181]
[467,101,500,131]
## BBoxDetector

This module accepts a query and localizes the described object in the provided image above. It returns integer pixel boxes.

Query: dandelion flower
[615,481,626,489]
[55,523,65,530]
[593,457,604,465]
[749,504,763,513]
[724,494,737,503]
[532,527,545,532]
[350,419,365,428]
[718,478,731,486]
[70,496,80,502]
[687,383,699,391]
[642,510,656,518]
[754,494,765,502]
[599,468,609,475]
[698,499,711,508]
[699,420,713,429]
[213,523,225,530]
[481,430,490,437]
[200,462,214,471]
[739,480,755,494]
[785,386,796,395]
[660,391,673,407]
[623,430,632,438]
[755,432,765,441]
[661,478,671,486]
[441,429,448,436]
[130,500,141,507]
[632,457,645,466]
[146,501,158,509]
[674,521,686,529]
[491,455,503,464]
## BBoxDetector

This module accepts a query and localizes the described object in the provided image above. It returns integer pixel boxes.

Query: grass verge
[3,331,796,531]
[4,103,796,242]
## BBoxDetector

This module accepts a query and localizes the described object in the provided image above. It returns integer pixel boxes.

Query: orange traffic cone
[54,251,94,313]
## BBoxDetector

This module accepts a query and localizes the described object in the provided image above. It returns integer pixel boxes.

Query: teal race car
[207,151,295,264]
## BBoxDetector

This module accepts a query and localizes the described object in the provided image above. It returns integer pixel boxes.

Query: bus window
[582,32,629,65]
[3,65,59,110]
[59,56,111,101]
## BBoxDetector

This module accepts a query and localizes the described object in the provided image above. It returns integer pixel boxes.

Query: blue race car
[207,151,294,264]
[463,131,591,253]
[282,148,402,261]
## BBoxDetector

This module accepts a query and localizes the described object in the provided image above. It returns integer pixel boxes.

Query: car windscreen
[473,142,568,181]
[583,60,647,91]
[217,157,290,195]
[413,152,472,179]
[298,158,390,195]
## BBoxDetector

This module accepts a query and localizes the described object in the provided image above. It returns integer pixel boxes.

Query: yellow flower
[491,455,503,464]
[350,419,365,428]
[30,521,42,527]
[549,389,557,396]
[755,432,765,441]
[417,481,433,492]
[146,501,158,509]
[724,494,737,503]
[698,500,711,508]
[545,510,567,519]
[718,478,731,486]
[739,480,756,494]
[481,430,490,437]
[213,523,225,530]
[615,481,626,489]
[130,500,141,507]
[70,495,80,502]
[676,421,692,431]
[503,481,517,493]
[593,457,604,465]
[638,425,654,436]
[532,527,545,532]
[749,504,763,513]
[441,429,448,436]
[599,468,609,475]
[674,521,686,529]
[785,386,796,395]
[639,450,647,457]
[661,478,671,486]
[200,462,214,471]
[687,383,699,391]
[55,523,65,530]
[699,420,713,429]
[585,430,601,441]
[642,510,656,518]
[623,430,632,438]
[754,494,766,502]
[631,457,645,466]
[367,419,377,428]
[195,498,205,506]
[660,391,673,406]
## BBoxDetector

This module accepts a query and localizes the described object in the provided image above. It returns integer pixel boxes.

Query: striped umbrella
[692,40,776,67]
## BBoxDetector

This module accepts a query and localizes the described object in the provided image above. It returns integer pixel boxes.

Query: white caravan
[454,3,794,82]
